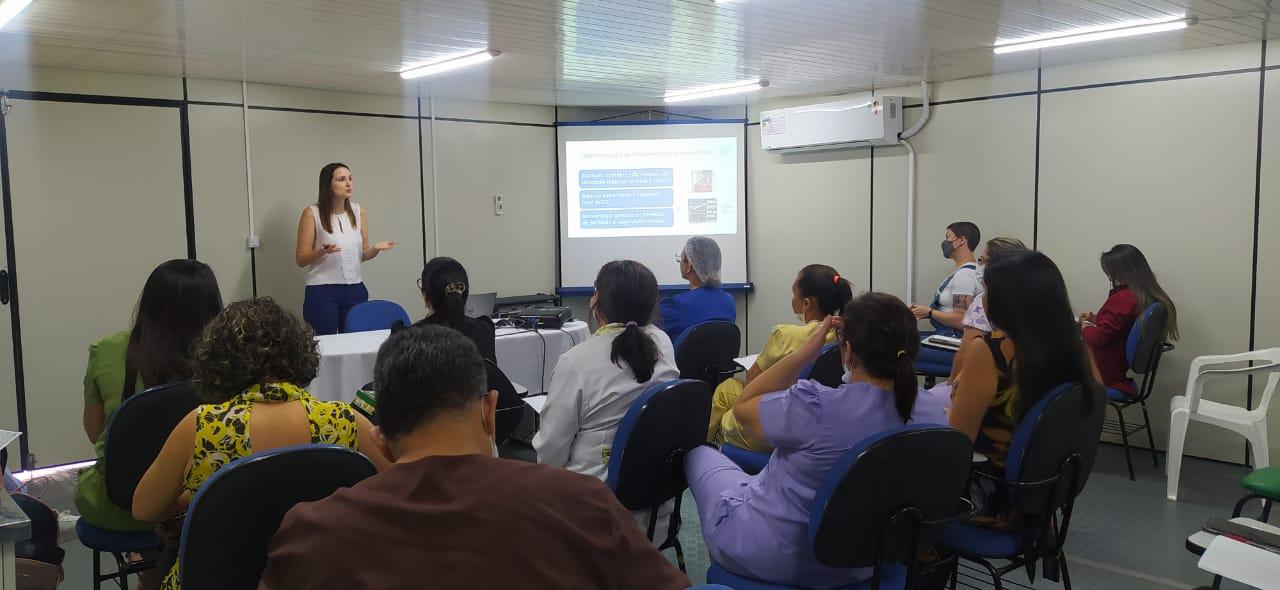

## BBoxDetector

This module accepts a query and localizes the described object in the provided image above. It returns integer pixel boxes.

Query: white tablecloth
[308,321,590,402]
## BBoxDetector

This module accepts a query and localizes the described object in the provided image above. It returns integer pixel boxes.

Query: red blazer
[1082,286,1140,395]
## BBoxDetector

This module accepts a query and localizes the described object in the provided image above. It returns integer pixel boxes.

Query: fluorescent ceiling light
[664,79,768,103]
[0,0,33,30]
[400,49,499,80]
[994,15,1193,54]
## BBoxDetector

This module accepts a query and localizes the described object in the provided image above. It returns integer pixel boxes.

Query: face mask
[490,436,500,458]
[941,239,957,259]
[841,364,854,384]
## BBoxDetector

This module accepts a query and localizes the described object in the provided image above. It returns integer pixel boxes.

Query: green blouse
[74,330,150,532]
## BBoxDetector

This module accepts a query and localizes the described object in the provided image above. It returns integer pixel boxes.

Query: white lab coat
[534,325,680,542]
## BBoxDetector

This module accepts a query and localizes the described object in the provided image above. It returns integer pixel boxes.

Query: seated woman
[534,260,679,479]
[660,236,736,343]
[413,256,496,362]
[132,298,389,590]
[949,251,1100,524]
[684,293,947,587]
[1079,244,1178,397]
[708,264,852,452]
[75,259,223,534]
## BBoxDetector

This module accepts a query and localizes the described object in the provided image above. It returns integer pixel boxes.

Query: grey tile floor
[24,442,1263,589]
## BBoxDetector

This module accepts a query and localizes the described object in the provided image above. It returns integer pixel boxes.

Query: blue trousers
[303,283,368,335]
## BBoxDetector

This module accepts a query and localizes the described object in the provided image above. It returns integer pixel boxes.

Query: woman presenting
[295,162,394,335]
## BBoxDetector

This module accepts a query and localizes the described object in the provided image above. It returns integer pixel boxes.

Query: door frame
[0,87,196,469]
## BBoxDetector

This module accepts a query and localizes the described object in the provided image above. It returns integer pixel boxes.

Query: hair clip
[444,282,466,296]
[625,321,638,328]
[833,274,841,285]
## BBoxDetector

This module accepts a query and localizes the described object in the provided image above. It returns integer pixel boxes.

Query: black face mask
[941,239,957,259]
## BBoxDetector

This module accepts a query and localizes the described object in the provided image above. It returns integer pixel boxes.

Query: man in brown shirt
[257,324,690,590]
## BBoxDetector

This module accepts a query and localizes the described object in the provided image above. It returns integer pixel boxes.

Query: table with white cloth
[308,321,590,402]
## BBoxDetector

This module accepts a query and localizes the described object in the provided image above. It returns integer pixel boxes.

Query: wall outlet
[494,195,504,216]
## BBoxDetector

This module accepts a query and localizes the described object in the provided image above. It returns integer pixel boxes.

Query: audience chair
[1232,466,1280,522]
[937,381,1106,590]
[707,425,975,590]
[77,381,200,590]
[13,492,65,590]
[484,359,526,445]
[674,321,742,387]
[178,444,376,590]
[801,343,844,388]
[343,299,411,333]
[1104,302,1173,481]
[721,444,769,475]
[1167,347,1280,501]
[606,379,712,572]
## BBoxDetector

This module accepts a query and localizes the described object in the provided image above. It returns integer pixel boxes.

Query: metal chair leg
[673,539,687,573]
[1060,553,1073,590]
[92,549,102,590]
[1140,401,1159,468]
[1113,404,1136,481]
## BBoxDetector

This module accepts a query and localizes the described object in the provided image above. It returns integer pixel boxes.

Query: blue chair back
[1005,382,1106,515]
[103,381,201,509]
[178,445,376,590]
[1125,302,1168,374]
[807,425,972,583]
[674,321,741,386]
[801,343,844,387]
[343,300,411,332]
[605,379,711,511]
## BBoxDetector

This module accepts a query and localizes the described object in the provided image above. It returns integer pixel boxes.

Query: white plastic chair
[1167,347,1280,501]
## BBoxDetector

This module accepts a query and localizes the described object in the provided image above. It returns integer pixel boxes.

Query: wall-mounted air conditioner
[760,96,904,153]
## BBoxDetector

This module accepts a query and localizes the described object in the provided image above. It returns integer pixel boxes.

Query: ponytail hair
[421,257,470,329]
[594,260,660,383]
[840,292,920,423]
[795,264,854,316]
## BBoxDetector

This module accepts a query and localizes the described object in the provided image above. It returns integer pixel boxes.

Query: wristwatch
[927,309,934,320]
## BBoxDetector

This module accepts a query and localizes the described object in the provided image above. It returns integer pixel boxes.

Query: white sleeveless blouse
[306,203,363,286]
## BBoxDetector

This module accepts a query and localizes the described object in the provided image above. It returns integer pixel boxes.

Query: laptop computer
[464,292,497,318]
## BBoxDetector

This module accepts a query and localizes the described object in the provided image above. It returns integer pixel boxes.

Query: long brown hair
[122,260,224,401]
[1100,244,1179,341]
[840,293,920,424]
[317,162,357,234]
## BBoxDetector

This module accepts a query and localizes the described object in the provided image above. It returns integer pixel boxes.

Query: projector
[519,307,573,329]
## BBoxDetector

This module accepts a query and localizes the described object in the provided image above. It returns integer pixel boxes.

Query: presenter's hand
[374,241,396,252]
[909,304,931,320]
[321,244,341,254]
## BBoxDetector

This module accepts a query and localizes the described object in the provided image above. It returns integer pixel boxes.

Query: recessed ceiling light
[664,79,768,103]
[400,49,500,80]
[0,0,34,30]
[994,15,1194,54]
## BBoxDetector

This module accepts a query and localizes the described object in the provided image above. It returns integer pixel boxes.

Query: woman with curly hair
[132,298,388,590]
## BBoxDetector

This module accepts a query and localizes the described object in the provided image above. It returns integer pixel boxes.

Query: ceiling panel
[0,0,1272,106]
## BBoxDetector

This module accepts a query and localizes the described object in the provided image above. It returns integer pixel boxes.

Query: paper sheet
[1198,535,1280,589]
[0,430,19,452]
[524,395,548,414]
[734,354,759,370]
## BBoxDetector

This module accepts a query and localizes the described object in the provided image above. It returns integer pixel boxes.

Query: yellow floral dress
[161,382,359,590]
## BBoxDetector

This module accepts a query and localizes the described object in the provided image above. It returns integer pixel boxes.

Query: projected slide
[565,137,738,238]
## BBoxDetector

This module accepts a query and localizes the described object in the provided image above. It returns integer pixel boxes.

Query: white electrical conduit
[898,81,930,303]
[242,80,258,251]
[429,96,440,258]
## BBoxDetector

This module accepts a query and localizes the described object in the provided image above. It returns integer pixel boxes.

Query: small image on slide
[692,170,714,193]
[688,199,718,223]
